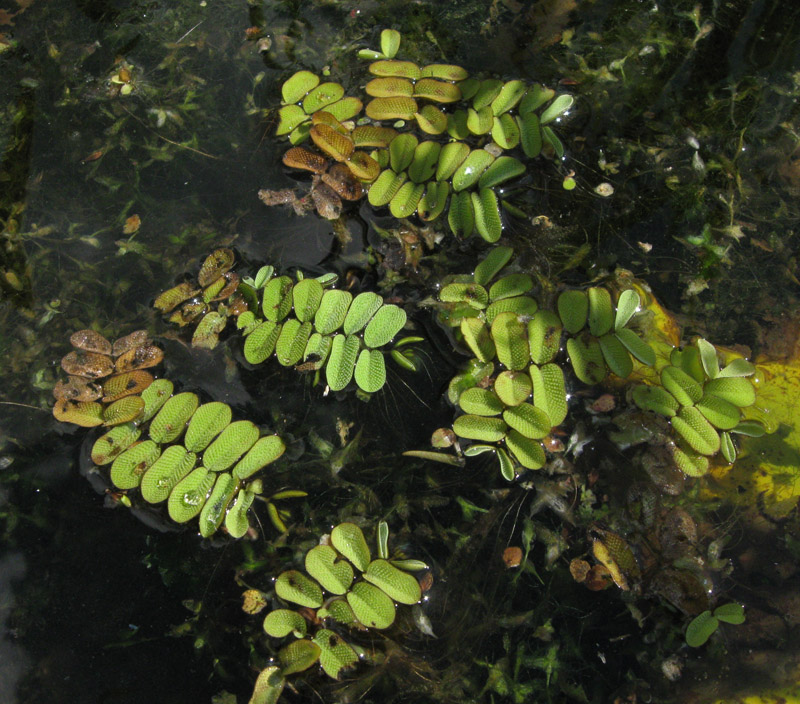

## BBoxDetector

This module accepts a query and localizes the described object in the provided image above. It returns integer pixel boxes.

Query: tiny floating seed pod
[347,581,396,629]
[140,445,197,503]
[557,290,588,334]
[281,70,320,104]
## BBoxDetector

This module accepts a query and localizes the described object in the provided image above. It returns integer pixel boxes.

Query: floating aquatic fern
[268,29,573,241]
[52,329,292,538]
[156,250,420,393]
[631,338,764,475]
[250,520,427,699]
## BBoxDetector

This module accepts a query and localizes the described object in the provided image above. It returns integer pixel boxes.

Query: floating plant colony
[434,247,765,480]
[268,29,573,240]
[156,249,419,393]
[631,338,764,474]
[51,329,287,537]
[250,522,426,700]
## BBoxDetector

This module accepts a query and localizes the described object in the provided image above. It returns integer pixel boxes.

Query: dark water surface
[2,1,800,703]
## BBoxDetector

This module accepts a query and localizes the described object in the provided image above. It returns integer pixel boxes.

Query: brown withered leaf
[102,370,154,402]
[198,248,235,288]
[114,345,163,373]
[70,329,112,355]
[112,330,150,357]
[53,376,103,402]
[61,350,114,379]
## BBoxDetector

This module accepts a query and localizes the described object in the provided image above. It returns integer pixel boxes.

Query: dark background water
[2,0,800,702]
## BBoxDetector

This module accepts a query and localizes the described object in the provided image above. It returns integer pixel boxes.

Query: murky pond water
[2,1,800,702]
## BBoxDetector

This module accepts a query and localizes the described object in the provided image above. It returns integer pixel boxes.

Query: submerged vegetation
[3,2,800,704]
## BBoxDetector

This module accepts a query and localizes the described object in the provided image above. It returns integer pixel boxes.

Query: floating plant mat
[155,249,421,393]
[52,329,297,537]
[265,29,573,241]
